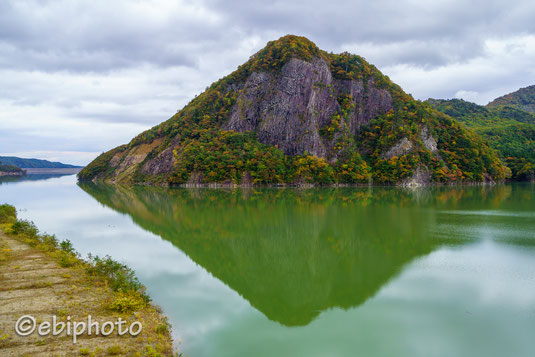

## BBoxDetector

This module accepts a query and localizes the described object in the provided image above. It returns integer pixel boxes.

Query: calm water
[1,175,535,357]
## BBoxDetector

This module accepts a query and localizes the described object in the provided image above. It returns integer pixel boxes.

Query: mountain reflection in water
[79,183,524,327]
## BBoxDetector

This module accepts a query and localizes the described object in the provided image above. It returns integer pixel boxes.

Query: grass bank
[0,203,177,356]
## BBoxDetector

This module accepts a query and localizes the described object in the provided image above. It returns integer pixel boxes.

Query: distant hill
[427,98,535,181]
[426,98,535,126]
[0,161,25,176]
[487,85,535,114]
[0,156,82,169]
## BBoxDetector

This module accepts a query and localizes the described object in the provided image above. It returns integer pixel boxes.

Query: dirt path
[0,232,174,356]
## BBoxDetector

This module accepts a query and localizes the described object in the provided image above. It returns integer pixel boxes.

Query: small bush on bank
[86,254,150,303]
[40,233,59,250]
[59,239,75,254]
[9,219,39,238]
[108,291,147,313]
[0,204,16,223]
[58,251,78,267]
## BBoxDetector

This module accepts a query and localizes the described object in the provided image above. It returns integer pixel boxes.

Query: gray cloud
[0,0,228,72]
[1,0,535,165]
[3,0,535,72]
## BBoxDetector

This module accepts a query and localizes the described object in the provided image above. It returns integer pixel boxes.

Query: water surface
[1,175,534,357]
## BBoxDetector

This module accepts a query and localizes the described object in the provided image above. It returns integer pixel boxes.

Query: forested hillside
[79,35,507,186]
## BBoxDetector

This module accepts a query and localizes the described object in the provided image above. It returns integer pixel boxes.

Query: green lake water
[1,175,534,356]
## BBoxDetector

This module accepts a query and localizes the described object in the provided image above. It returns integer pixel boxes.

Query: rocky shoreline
[0,171,25,177]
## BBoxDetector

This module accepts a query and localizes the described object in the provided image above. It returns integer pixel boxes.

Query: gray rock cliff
[225,57,393,158]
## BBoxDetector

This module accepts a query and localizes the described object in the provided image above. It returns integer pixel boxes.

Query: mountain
[79,35,507,186]
[0,156,82,169]
[487,85,535,114]
[427,98,535,181]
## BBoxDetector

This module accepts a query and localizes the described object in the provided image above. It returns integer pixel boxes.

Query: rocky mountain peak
[79,35,507,186]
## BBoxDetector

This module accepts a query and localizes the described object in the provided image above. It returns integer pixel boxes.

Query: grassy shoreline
[0,203,177,356]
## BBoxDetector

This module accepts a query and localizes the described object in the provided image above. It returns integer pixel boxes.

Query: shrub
[0,204,16,223]
[10,220,39,238]
[155,320,171,335]
[40,234,59,250]
[60,239,75,254]
[108,291,147,313]
[58,251,78,267]
[86,255,150,302]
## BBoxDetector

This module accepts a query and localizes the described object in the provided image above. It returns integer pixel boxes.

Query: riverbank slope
[0,205,175,356]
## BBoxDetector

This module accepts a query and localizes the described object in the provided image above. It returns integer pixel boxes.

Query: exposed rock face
[333,79,394,136]
[421,126,438,153]
[225,58,393,158]
[140,138,179,177]
[382,126,439,163]
[101,140,164,183]
[400,166,431,187]
[383,137,413,159]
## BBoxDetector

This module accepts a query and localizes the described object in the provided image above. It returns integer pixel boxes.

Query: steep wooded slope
[79,35,506,186]
[487,85,535,114]
[427,98,535,180]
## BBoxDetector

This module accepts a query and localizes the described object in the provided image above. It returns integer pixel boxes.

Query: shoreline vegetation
[0,204,176,356]
[141,177,531,188]
[114,175,526,189]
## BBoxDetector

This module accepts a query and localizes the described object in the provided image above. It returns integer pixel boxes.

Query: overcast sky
[1,0,534,165]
